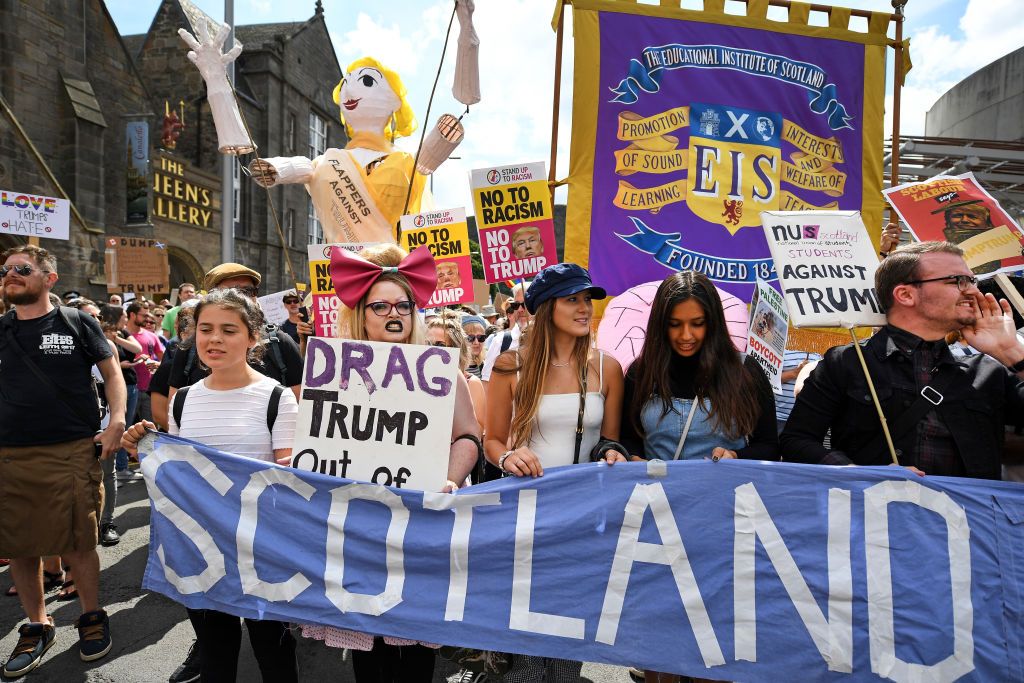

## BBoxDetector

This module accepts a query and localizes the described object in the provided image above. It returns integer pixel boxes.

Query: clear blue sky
[106,0,1021,211]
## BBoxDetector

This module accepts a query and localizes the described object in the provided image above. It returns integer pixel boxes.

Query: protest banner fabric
[307,242,374,337]
[104,236,170,295]
[140,431,1024,681]
[257,290,292,327]
[400,208,475,307]
[470,162,558,284]
[0,189,71,241]
[883,172,1024,276]
[747,278,788,393]
[761,211,885,328]
[292,338,457,491]
[563,1,887,302]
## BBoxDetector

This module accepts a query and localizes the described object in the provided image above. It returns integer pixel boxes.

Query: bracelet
[498,450,514,471]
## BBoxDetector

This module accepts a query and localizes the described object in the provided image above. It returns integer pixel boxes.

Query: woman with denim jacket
[620,271,777,682]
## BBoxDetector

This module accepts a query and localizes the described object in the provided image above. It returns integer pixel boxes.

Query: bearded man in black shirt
[0,245,126,677]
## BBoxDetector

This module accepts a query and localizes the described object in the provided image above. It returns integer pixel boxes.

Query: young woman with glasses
[301,243,481,683]
[461,314,488,378]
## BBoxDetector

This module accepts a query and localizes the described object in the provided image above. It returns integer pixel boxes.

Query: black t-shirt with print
[0,307,113,445]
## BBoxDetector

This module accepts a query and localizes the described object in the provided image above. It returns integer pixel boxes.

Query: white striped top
[170,375,297,462]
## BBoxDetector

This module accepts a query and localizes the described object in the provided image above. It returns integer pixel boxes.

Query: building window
[286,209,295,247]
[288,113,296,153]
[307,197,323,244]
[308,112,327,158]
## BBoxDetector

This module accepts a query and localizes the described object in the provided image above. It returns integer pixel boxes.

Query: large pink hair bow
[329,245,438,309]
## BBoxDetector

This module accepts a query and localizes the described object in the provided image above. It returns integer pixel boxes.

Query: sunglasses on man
[506,302,524,313]
[283,297,301,305]
[0,264,49,278]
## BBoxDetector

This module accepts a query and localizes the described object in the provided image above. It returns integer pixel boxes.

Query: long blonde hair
[338,243,426,345]
[495,299,592,449]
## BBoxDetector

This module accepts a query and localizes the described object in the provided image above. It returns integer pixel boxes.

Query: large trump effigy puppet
[177,0,480,245]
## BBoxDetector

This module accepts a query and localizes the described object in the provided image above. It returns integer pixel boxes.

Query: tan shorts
[0,437,104,558]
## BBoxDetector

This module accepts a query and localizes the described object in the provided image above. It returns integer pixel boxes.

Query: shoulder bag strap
[6,325,100,429]
[572,365,589,464]
[851,368,958,463]
[671,399,699,461]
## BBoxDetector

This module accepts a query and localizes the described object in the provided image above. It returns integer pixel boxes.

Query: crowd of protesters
[3,223,1024,683]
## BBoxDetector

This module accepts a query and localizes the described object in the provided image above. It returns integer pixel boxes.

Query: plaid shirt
[886,326,966,477]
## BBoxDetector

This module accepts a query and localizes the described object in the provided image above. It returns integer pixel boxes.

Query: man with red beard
[0,245,126,677]
[782,241,1024,479]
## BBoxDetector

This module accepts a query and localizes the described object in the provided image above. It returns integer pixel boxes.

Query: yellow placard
[471,179,551,229]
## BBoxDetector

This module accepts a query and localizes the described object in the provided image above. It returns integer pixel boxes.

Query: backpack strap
[184,345,197,377]
[172,386,191,430]
[264,326,288,383]
[58,306,84,344]
[266,384,285,433]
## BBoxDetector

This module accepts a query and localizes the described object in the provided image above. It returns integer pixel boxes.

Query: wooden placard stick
[849,327,899,465]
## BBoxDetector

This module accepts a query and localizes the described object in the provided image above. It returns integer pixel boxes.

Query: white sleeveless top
[526,354,605,468]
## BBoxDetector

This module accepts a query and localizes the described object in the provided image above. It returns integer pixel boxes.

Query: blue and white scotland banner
[139,432,1024,681]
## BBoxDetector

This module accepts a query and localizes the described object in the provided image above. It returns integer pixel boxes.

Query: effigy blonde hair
[339,243,425,346]
[333,56,417,140]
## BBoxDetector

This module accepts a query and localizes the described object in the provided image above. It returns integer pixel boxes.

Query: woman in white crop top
[121,289,299,682]
[484,264,627,682]
[485,262,627,475]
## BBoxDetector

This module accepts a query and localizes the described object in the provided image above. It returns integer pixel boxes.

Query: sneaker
[75,609,112,662]
[168,640,201,683]
[100,523,120,547]
[116,469,141,483]
[455,669,488,683]
[2,621,56,678]
[628,666,645,682]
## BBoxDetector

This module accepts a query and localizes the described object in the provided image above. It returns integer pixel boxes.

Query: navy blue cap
[524,263,606,314]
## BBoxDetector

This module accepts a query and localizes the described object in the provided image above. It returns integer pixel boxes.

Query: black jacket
[780,326,1023,480]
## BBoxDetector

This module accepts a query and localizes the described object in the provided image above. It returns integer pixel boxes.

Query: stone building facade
[0,0,344,300]
[0,0,152,295]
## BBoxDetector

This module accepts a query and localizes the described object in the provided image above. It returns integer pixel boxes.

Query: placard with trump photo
[471,161,558,284]
[883,172,1024,275]
[400,207,474,306]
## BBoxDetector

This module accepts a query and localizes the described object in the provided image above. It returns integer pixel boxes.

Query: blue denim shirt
[641,396,746,461]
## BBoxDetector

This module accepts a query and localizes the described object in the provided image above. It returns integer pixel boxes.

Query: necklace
[550,359,571,367]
